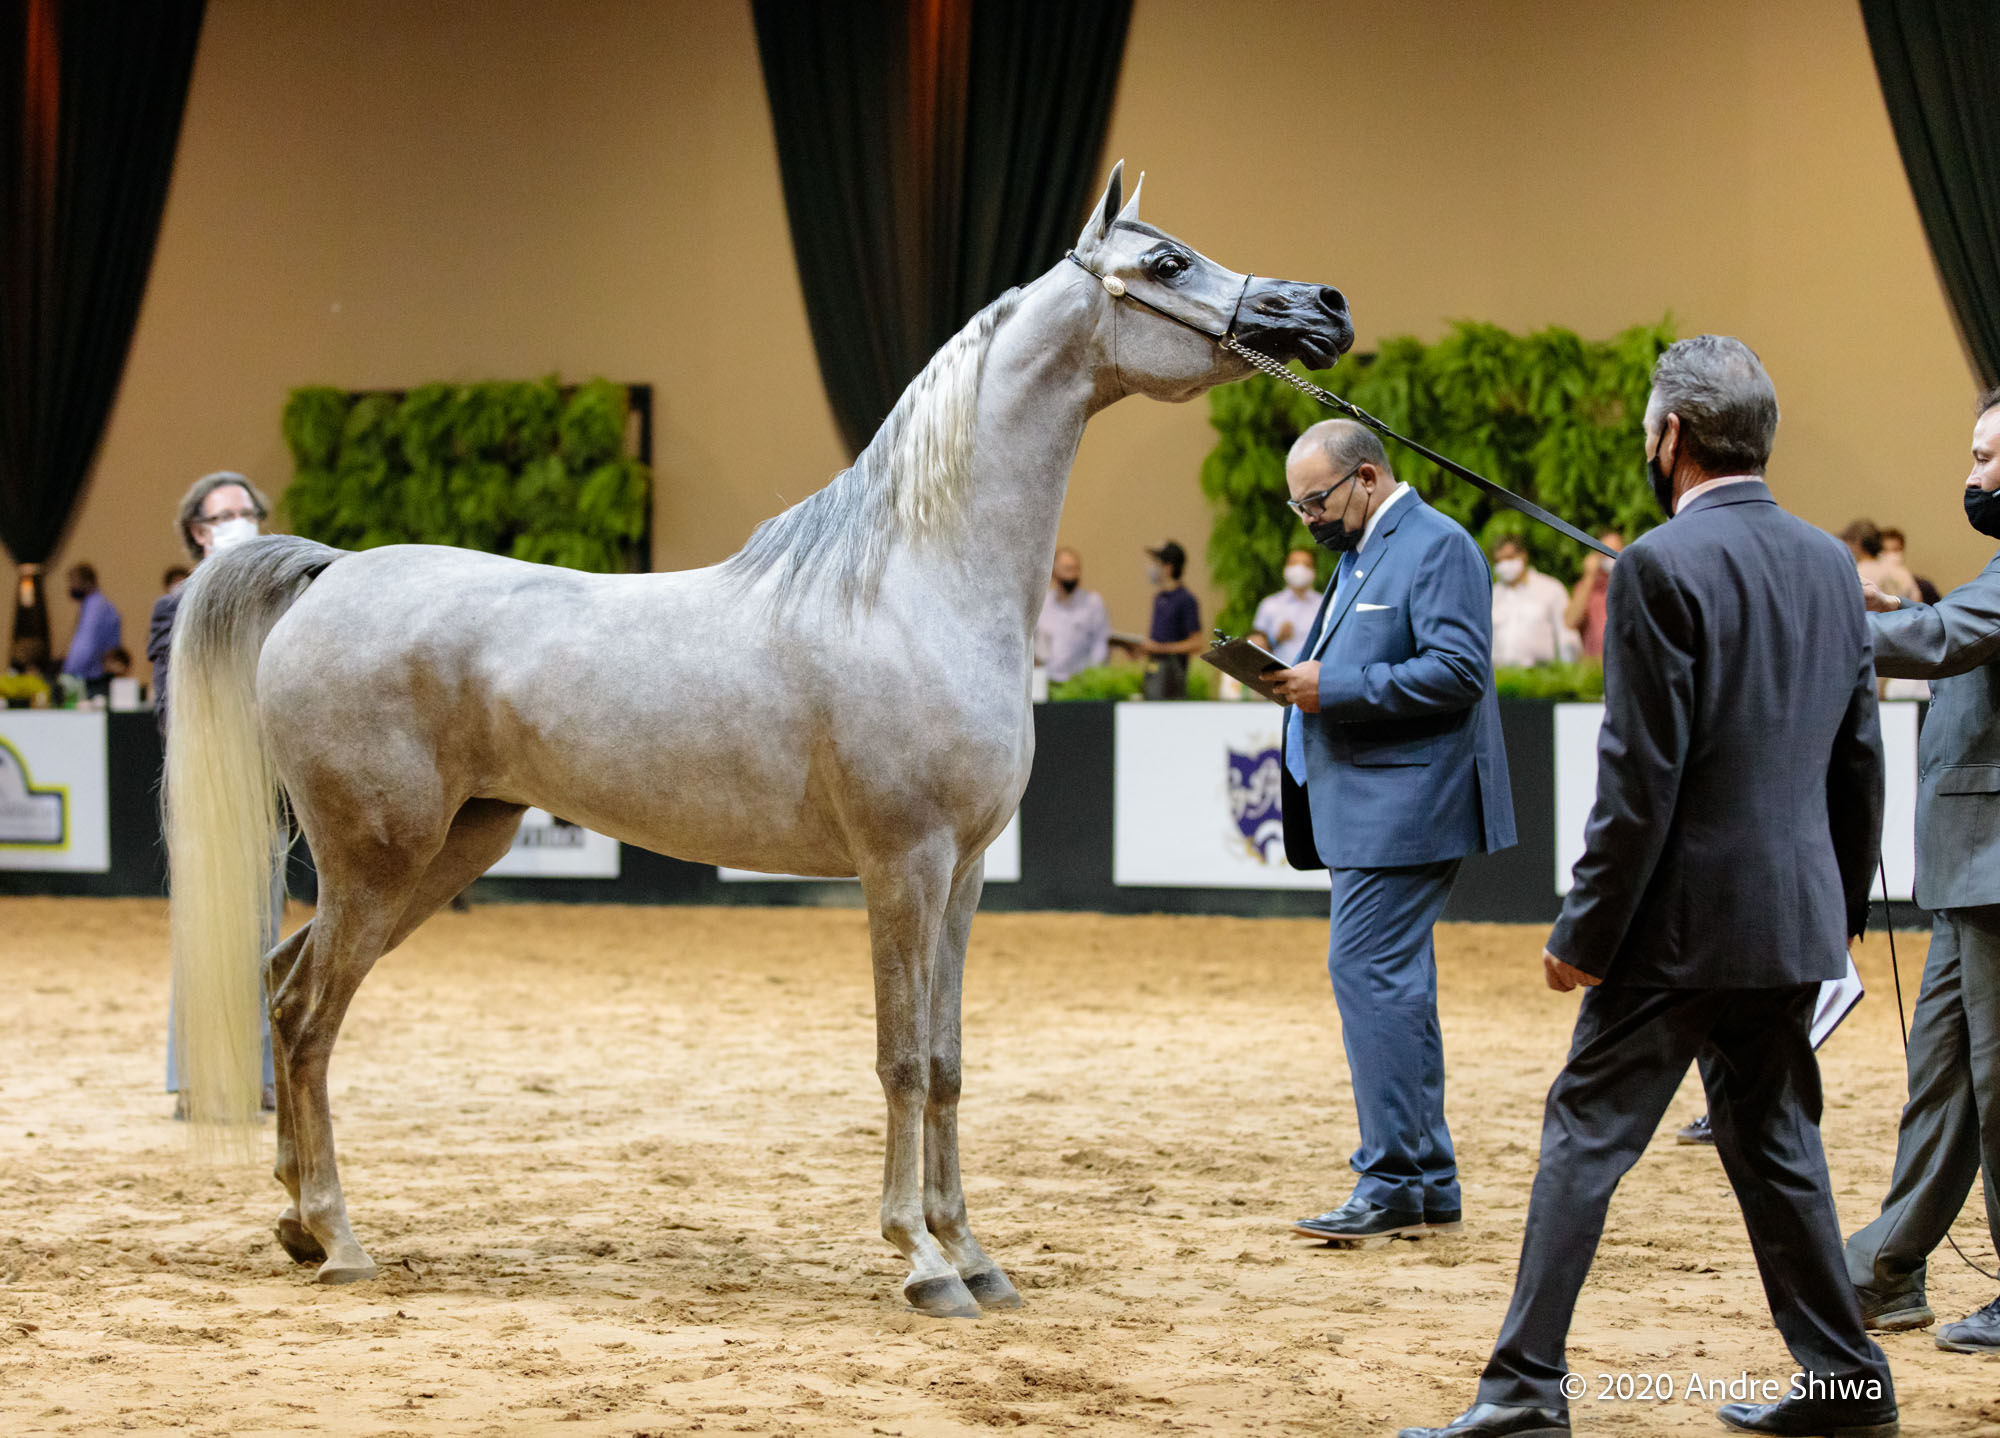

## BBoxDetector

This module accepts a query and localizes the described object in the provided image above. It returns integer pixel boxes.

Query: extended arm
[1317,529,1490,719]
[1545,546,1696,977]
[1869,552,2000,679]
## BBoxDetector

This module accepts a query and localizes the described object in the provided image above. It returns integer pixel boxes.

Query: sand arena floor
[1,898,1996,1437]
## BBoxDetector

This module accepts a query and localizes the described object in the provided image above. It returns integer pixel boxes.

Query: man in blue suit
[1271,418,1516,1245]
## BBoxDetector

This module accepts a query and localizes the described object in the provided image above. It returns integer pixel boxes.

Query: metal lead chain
[1221,334,1364,421]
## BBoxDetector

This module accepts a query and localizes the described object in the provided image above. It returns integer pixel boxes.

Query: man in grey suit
[1271,419,1515,1245]
[1400,337,1896,1438]
[1846,384,2000,1355]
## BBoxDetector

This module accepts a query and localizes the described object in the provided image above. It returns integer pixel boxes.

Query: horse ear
[1116,170,1144,224]
[1076,160,1124,252]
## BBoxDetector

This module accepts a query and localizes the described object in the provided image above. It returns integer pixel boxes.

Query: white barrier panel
[717,809,1021,883]
[484,808,621,879]
[0,712,109,872]
[1113,702,1329,890]
[1553,701,1918,901]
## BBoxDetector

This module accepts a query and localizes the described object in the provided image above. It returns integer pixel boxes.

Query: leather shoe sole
[1864,1300,1933,1332]
[1291,1217,1429,1246]
[1718,1403,1898,1437]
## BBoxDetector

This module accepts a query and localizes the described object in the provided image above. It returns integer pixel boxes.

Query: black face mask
[1308,515,1363,553]
[1646,425,1676,517]
[1965,485,2000,539]
[68,587,88,601]
[1055,577,1078,595]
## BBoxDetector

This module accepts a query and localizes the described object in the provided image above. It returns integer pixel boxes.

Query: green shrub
[1493,660,1605,703]
[281,378,649,572]
[1201,319,1673,636]
[1047,660,1217,702]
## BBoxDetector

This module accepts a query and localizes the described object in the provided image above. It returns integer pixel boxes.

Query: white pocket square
[1356,602,1395,612]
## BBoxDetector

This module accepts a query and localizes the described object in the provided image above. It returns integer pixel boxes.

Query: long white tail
[166,535,342,1133]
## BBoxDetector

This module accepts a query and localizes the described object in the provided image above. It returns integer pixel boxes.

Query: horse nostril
[1318,286,1348,316]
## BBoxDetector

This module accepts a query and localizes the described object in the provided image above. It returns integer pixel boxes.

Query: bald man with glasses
[1272,419,1516,1246]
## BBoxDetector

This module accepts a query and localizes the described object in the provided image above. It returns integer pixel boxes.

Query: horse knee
[926,1053,962,1106]
[877,1055,928,1104]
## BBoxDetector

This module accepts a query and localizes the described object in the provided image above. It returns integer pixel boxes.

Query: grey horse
[166,163,1352,1317]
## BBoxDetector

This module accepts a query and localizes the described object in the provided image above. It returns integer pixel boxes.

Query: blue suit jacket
[1279,492,1516,869]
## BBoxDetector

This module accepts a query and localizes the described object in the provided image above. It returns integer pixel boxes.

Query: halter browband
[1065,250,1251,343]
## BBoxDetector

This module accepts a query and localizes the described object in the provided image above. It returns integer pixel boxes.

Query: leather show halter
[1067,249,1618,560]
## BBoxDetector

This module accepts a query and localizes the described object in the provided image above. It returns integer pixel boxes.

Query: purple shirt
[61,589,122,680]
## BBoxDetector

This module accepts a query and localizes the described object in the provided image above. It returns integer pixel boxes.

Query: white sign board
[1113,702,1329,889]
[483,808,621,879]
[1553,701,1917,901]
[0,711,110,872]
[718,810,1021,884]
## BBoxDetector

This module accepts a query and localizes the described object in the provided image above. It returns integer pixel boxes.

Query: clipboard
[1198,633,1290,703]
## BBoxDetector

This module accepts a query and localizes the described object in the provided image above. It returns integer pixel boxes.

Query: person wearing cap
[1132,540,1203,699]
[154,470,280,1117]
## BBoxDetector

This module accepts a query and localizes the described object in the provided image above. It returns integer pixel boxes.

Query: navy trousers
[1326,859,1462,1215]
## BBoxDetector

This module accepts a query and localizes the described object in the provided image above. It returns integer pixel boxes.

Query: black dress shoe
[1291,1195,1426,1244]
[1935,1292,2000,1353]
[1856,1284,1932,1332]
[1677,1113,1716,1146]
[1718,1385,1897,1437]
[1395,1402,1569,1438]
[1425,1205,1464,1234]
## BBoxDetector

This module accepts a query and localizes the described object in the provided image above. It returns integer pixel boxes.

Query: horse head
[1070,161,1353,403]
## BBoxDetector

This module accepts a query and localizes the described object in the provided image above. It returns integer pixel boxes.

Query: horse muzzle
[1233,278,1353,372]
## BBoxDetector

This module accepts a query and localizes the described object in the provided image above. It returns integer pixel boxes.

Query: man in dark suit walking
[1399,337,1897,1438]
[1271,419,1515,1245]
[1844,384,2000,1354]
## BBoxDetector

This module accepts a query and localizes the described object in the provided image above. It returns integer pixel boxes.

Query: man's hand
[1272,660,1322,712]
[1543,949,1602,992]
[1860,577,1902,613]
[1276,620,1296,643]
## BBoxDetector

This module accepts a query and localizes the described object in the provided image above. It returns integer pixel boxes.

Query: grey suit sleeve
[1869,551,2000,679]
[1827,627,1885,938]
[1545,545,1694,977]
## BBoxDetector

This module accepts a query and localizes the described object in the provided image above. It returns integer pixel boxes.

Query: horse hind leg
[923,855,1019,1311]
[267,800,524,1270]
[863,840,981,1319]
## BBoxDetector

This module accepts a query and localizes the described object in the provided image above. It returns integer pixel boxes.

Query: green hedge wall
[1200,319,1673,636]
[281,378,650,572]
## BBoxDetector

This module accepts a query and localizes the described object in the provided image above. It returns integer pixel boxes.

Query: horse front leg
[862,844,980,1318]
[924,855,1020,1310]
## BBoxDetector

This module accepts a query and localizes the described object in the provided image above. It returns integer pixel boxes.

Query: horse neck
[947,273,1113,640]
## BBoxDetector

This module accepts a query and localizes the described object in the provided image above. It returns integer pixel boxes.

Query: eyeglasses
[199,507,260,524]
[1286,465,1362,519]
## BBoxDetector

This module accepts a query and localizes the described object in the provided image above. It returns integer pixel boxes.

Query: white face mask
[204,517,260,553]
[1495,557,1525,584]
[1599,555,1616,573]
[1283,563,1315,591]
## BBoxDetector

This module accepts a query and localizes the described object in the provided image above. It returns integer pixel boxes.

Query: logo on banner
[0,737,66,847]
[1226,741,1285,865]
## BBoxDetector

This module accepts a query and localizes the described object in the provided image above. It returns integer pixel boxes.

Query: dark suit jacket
[1546,481,1883,987]
[148,589,179,737]
[1869,546,2000,909]
[1279,491,1516,870]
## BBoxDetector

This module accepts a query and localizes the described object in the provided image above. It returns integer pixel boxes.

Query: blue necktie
[1285,551,1354,784]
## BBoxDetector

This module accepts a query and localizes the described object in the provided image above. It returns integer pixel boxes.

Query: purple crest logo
[1227,742,1286,865]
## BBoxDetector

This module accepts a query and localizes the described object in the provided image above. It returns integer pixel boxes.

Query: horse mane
[723,288,1020,614]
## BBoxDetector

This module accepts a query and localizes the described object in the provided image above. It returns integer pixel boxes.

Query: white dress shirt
[1491,567,1580,668]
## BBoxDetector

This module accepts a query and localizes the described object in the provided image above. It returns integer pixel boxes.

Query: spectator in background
[1845,518,1920,604]
[153,470,277,1117]
[1563,528,1625,658]
[1034,546,1110,682]
[60,563,122,698]
[1249,548,1324,664]
[1116,540,1203,699]
[161,563,190,593]
[1879,528,1942,603]
[103,647,131,679]
[1489,536,1579,669]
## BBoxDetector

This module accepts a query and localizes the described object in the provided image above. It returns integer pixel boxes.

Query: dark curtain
[1860,0,2000,388]
[752,0,1133,456]
[1,0,207,661]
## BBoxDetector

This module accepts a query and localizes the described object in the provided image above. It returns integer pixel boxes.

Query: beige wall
[20,0,1984,662]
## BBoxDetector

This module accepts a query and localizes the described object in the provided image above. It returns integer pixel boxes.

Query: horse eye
[1153,253,1187,279]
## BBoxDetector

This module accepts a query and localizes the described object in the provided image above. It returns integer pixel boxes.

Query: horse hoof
[275,1215,326,1265]
[962,1266,1022,1311]
[905,1273,982,1319]
[314,1257,379,1286]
